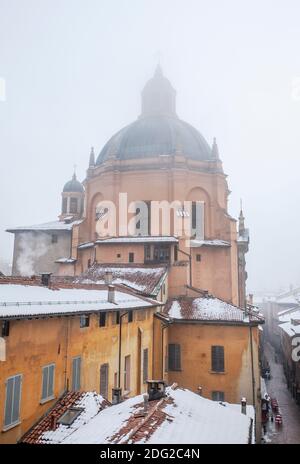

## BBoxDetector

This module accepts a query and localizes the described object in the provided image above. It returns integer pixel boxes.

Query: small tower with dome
[60,171,85,220]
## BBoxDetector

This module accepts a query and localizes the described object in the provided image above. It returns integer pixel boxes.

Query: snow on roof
[7,220,83,233]
[22,391,108,444]
[276,295,300,305]
[95,236,178,244]
[190,239,231,248]
[33,387,252,444]
[278,305,300,317]
[75,264,167,295]
[163,296,252,323]
[0,284,158,319]
[55,258,77,264]
[77,242,95,250]
[279,321,300,337]
[279,309,300,323]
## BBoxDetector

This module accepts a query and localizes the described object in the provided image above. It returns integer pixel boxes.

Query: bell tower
[60,170,85,220]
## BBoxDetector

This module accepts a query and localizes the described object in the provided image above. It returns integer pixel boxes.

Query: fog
[0,0,300,292]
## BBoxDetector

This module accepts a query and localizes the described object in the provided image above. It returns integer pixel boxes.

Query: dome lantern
[141,65,177,118]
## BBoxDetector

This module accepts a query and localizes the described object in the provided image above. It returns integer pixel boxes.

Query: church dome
[96,66,213,165]
[63,173,84,193]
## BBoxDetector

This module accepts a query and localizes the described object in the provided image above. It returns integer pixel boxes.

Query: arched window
[70,198,78,214]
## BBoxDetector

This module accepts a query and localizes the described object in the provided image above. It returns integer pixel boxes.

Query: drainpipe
[118,311,128,389]
[177,247,192,287]
[248,307,257,438]
[161,323,169,379]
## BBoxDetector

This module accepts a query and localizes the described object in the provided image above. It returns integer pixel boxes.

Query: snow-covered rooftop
[279,321,300,337]
[163,296,259,323]
[22,387,253,444]
[22,391,108,444]
[0,283,158,319]
[75,264,167,296]
[278,309,300,323]
[55,258,77,264]
[7,219,83,233]
[190,239,231,248]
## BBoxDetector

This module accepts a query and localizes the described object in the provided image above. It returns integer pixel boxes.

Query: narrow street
[263,342,300,444]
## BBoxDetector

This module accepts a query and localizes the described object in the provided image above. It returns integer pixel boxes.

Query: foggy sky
[1,0,300,293]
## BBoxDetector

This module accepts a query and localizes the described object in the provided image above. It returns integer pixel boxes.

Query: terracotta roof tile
[75,263,167,296]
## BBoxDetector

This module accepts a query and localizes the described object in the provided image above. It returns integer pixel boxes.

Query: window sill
[40,395,55,405]
[2,420,21,432]
[210,371,226,375]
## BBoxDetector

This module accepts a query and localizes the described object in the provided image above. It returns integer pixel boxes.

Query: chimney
[108,285,116,304]
[50,415,57,431]
[241,397,247,415]
[104,270,113,285]
[197,386,202,396]
[41,273,52,287]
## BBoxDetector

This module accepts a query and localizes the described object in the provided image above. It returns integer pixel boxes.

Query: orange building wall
[0,308,156,444]
[165,323,260,406]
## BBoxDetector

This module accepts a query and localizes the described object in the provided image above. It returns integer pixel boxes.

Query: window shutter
[168,344,181,371]
[211,346,225,372]
[174,344,181,370]
[12,375,21,423]
[48,365,54,397]
[76,358,81,390]
[5,375,22,427]
[72,357,81,390]
[42,366,49,400]
[4,377,14,426]
[143,349,148,383]
[100,364,109,398]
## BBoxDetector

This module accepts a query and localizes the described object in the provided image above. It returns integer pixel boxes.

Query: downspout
[64,317,70,391]
[161,323,168,379]
[248,309,257,440]
[177,247,192,287]
[118,311,128,389]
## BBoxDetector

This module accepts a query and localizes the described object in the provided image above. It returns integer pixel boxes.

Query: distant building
[278,308,300,404]
[7,173,85,276]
